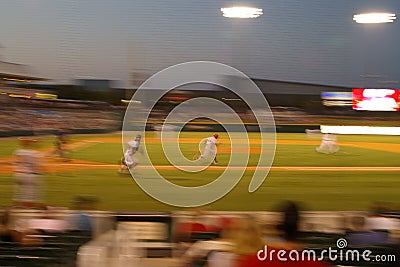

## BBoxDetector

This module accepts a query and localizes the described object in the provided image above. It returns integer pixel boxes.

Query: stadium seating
[0,230,91,267]
[1,208,399,266]
[0,108,120,135]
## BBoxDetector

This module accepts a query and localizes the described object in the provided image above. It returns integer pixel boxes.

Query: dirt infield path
[57,164,400,172]
[2,161,399,174]
[0,158,115,174]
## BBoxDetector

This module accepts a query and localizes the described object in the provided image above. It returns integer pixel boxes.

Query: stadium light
[353,13,396,24]
[221,6,263,18]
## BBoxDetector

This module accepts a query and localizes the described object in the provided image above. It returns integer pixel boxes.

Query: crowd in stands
[1,86,398,135]
[146,106,400,126]
[175,202,399,267]
[0,85,121,134]
[1,201,399,266]
[0,198,97,267]
[0,104,328,135]
[0,108,120,133]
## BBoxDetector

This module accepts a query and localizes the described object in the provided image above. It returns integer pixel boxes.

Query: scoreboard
[352,88,399,111]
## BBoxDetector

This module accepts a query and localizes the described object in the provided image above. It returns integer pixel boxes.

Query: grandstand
[0,57,51,101]
[1,208,399,267]
[0,108,120,136]
[0,57,123,136]
[0,59,48,97]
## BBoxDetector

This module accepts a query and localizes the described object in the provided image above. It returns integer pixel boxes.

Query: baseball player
[197,133,219,165]
[119,135,142,173]
[13,137,45,208]
[52,130,70,161]
[316,133,339,154]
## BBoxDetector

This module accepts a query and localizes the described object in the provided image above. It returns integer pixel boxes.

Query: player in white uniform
[119,135,141,173]
[316,133,339,154]
[13,137,44,207]
[199,133,219,164]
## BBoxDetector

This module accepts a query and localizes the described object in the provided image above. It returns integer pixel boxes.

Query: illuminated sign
[321,91,352,107]
[352,88,399,111]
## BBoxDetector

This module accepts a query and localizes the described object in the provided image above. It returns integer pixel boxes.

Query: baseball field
[0,132,399,211]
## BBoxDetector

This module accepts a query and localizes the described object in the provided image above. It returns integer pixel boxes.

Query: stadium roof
[252,78,352,95]
[0,60,47,81]
[129,76,352,95]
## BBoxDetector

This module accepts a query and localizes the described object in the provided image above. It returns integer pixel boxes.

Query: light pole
[353,12,397,88]
[220,6,263,19]
[220,6,263,69]
[0,43,4,61]
[353,13,396,24]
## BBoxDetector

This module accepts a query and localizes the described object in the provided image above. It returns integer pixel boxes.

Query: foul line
[51,163,400,171]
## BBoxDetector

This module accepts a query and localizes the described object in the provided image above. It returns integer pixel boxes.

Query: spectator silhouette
[346,216,389,246]
[235,201,331,267]
[71,196,97,234]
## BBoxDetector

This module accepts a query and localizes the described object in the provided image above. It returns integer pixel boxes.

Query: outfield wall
[4,124,400,137]
[321,125,400,135]
[0,123,321,137]
[142,123,321,133]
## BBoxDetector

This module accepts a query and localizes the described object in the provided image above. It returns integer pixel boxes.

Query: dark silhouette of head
[279,201,300,242]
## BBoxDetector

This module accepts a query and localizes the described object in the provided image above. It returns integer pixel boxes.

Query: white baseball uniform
[124,140,140,168]
[13,148,44,204]
[316,134,339,154]
[201,136,218,159]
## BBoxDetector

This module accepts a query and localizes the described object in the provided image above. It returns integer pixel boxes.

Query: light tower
[0,43,4,60]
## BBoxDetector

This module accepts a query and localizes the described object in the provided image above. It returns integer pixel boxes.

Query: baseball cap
[213,133,219,139]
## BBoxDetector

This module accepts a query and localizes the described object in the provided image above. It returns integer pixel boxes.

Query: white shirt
[128,140,140,153]
[13,149,44,203]
[13,149,42,174]
[205,137,218,150]
[322,134,336,142]
[208,251,236,267]
[184,240,234,262]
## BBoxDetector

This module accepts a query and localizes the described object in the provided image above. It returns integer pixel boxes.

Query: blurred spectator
[182,204,333,266]
[12,137,45,208]
[346,216,390,246]
[366,201,397,231]
[180,215,238,267]
[1,208,42,246]
[27,206,69,233]
[51,129,71,161]
[234,201,331,267]
[70,196,98,234]
[369,201,389,215]
[0,208,13,242]
[213,215,266,267]
[180,215,263,266]
[278,201,300,242]
[173,209,222,244]
[174,221,207,243]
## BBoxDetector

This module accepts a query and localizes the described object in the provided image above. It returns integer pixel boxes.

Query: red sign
[352,88,399,111]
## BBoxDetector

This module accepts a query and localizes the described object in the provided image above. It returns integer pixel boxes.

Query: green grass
[0,132,399,211]
[274,133,400,143]
[0,137,55,158]
[273,145,399,167]
[0,170,398,211]
[71,143,123,164]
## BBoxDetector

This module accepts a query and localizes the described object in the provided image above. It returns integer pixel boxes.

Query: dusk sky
[1,0,399,88]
